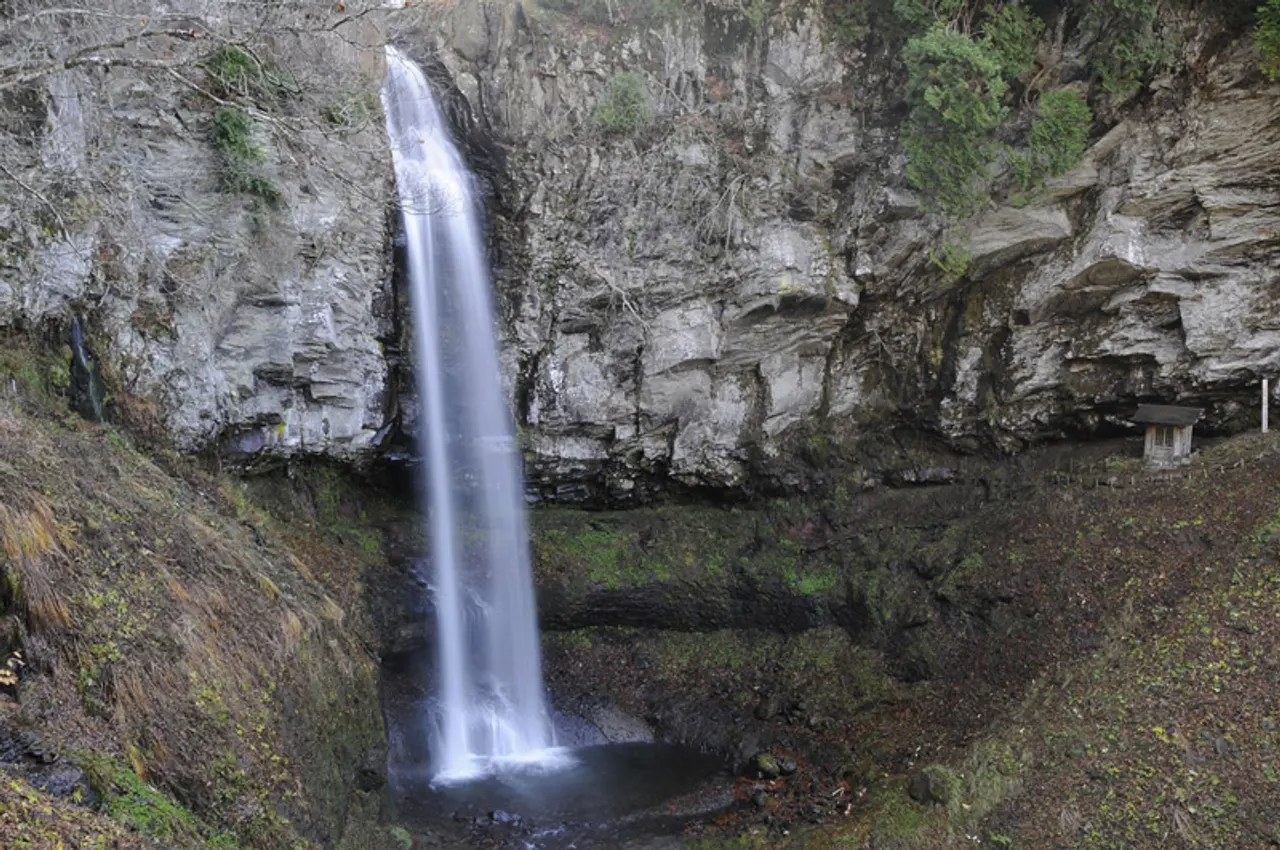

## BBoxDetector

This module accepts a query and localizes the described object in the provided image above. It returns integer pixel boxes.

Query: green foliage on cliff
[895,0,1051,217]
[208,107,281,206]
[1027,90,1092,179]
[1258,0,1280,80]
[928,240,972,282]
[825,0,877,45]
[892,0,961,28]
[903,23,1009,216]
[597,71,650,134]
[1085,0,1171,94]
[210,107,260,164]
[981,4,1045,78]
[205,45,298,102]
[904,24,1010,136]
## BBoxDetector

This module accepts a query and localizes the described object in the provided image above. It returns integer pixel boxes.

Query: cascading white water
[382,46,561,783]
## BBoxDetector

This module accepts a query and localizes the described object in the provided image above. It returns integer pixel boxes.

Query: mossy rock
[908,763,964,806]
[749,751,781,779]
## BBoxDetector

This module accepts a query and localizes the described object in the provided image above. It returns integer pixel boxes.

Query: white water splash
[382,46,564,783]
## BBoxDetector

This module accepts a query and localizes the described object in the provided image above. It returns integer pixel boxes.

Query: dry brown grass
[0,496,74,631]
[0,340,395,848]
[1,496,65,561]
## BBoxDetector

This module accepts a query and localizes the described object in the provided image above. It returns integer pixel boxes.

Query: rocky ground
[532,435,1280,848]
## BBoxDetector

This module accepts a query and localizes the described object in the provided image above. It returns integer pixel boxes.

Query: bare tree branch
[0,162,69,237]
[0,27,206,92]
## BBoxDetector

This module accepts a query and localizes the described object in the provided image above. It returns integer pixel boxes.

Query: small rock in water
[490,810,520,825]
[778,757,797,776]
[751,790,769,810]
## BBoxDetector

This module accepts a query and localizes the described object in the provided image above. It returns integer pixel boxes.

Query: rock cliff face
[0,8,394,462]
[405,0,1280,501]
[3,3,1277,499]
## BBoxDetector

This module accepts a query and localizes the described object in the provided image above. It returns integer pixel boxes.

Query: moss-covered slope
[0,339,404,850]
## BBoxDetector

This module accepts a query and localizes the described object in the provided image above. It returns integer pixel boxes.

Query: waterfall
[382,46,559,782]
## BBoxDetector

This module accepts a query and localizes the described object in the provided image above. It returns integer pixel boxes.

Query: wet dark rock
[729,732,761,770]
[539,578,830,633]
[907,771,934,804]
[28,763,97,805]
[751,790,769,810]
[812,745,853,777]
[16,731,59,764]
[355,746,387,792]
[889,467,958,487]
[778,758,797,777]
[908,765,961,806]
[489,809,520,825]
[753,694,781,721]
[894,631,939,683]
[783,700,808,723]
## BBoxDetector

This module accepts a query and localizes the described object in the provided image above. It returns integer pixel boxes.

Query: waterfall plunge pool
[390,741,732,848]
[381,648,735,847]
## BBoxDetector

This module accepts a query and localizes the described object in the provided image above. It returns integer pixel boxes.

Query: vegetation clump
[891,2,1096,271]
[205,45,299,102]
[82,754,238,848]
[203,46,291,206]
[1084,0,1170,94]
[596,71,650,134]
[824,0,881,45]
[1258,0,1280,80]
[981,3,1044,79]
[1014,88,1093,188]
[902,22,1010,217]
[208,107,281,206]
[927,240,972,282]
[893,1,1049,217]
